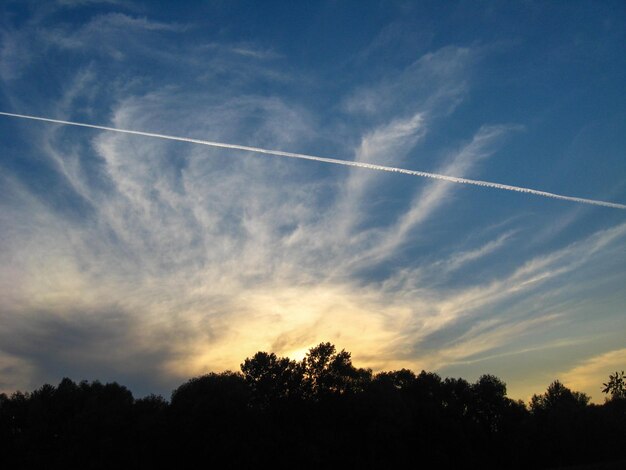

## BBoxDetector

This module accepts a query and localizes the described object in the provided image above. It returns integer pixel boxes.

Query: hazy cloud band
[1,111,625,210]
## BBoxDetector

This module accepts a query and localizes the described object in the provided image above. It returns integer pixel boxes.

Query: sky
[0,0,625,403]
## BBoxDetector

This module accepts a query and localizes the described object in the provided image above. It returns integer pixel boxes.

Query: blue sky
[0,0,625,401]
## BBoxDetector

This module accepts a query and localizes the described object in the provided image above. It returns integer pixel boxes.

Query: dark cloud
[0,308,178,397]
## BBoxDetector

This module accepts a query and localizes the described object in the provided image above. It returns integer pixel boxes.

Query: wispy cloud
[47,12,186,50]
[3,107,623,392]
[377,222,626,371]
[0,8,624,402]
[201,42,282,60]
[342,45,474,119]
[359,124,520,265]
[434,230,517,275]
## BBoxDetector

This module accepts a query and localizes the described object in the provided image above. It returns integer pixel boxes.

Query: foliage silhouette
[602,370,626,401]
[241,351,303,408]
[0,343,625,469]
[301,342,372,398]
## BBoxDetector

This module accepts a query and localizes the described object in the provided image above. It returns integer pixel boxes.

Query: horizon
[3,340,621,406]
[0,0,625,404]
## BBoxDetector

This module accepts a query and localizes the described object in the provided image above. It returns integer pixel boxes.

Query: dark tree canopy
[0,342,624,469]
[603,370,626,401]
[530,380,590,414]
[240,351,302,407]
[301,342,372,398]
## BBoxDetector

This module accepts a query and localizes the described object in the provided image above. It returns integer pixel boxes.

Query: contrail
[1,111,625,210]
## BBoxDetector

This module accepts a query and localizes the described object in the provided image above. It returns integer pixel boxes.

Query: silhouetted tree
[301,342,372,398]
[240,351,303,408]
[530,380,589,413]
[168,371,257,465]
[470,374,508,432]
[530,380,592,467]
[2,343,626,469]
[603,370,626,401]
[131,394,169,465]
[597,371,626,466]
[373,368,416,390]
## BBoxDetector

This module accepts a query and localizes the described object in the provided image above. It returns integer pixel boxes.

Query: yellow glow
[287,347,312,361]
[161,282,418,379]
[561,348,626,403]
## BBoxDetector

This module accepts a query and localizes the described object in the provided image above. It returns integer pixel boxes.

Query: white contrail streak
[1,111,625,210]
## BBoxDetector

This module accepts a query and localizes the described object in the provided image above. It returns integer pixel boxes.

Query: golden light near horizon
[160,283,418,381]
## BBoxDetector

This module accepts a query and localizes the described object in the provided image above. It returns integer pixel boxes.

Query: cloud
[0,353,35,394]
[1,103,624,395]
[341,45,475,119]
[326,111,427,243]
[1,8,624,403]
[0,29,27,80]
[48,12,186,50]
[56,0,124,6]
[201,42,282,60]
[358,124,518,264]
[434,230,517,274]
[0,307,175,396]
[377,222,626,370]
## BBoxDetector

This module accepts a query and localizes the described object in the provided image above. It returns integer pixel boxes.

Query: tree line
[1,343,625,469]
